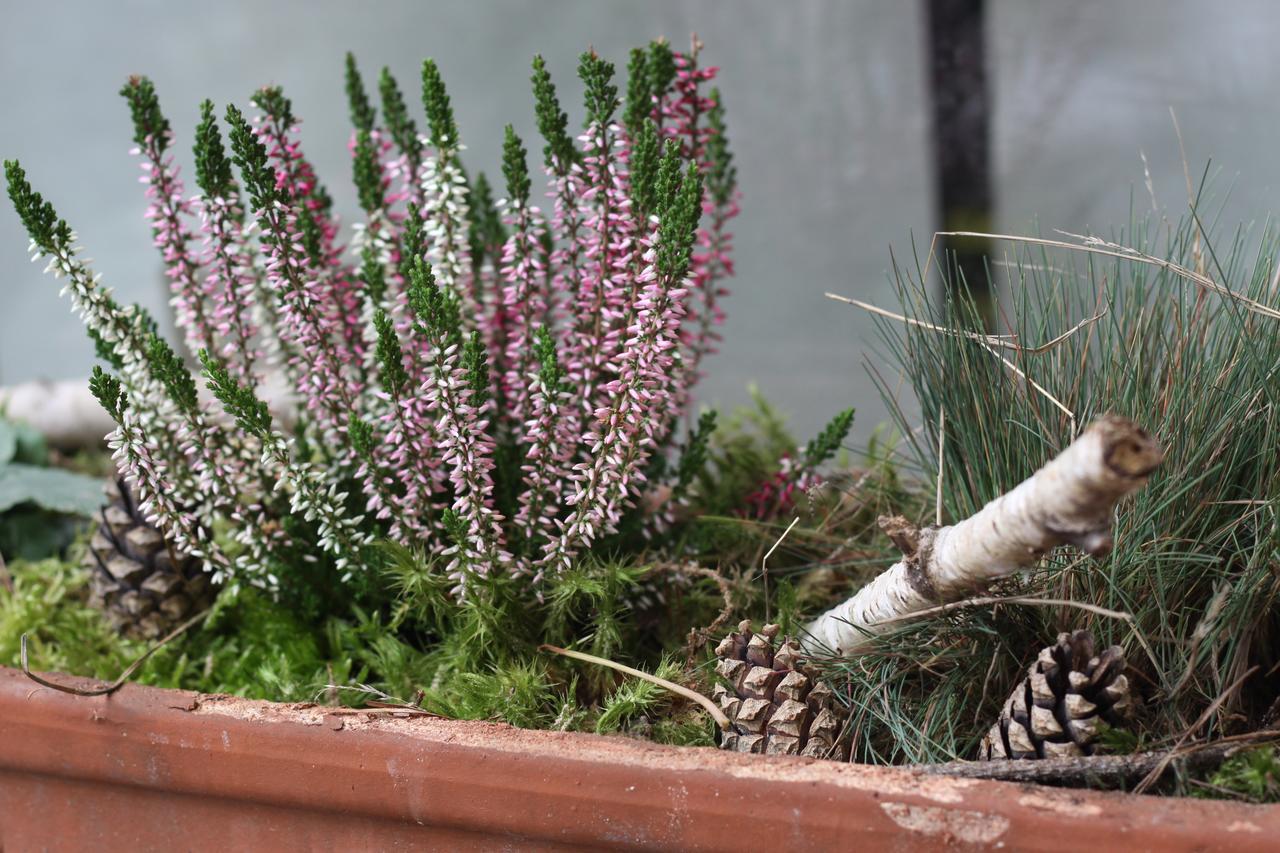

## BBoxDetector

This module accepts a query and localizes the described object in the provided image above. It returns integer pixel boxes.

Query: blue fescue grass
[813,205,1280,778]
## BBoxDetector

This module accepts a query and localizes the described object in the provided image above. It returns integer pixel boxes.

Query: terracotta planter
[0,666,1275,851]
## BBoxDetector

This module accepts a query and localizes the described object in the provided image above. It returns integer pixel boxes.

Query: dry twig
[20,608,211,697]
[922,730,1279,788]
[540,643,730,730]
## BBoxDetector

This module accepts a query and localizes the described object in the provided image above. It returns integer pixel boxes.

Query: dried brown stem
[540,643,731,730]
[921,731,1279,789]
[21,608,210,697]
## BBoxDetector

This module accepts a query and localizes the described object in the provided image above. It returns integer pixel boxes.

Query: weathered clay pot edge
[0,665,1275,851]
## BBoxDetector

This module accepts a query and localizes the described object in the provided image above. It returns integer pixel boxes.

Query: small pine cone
[713,620,850,760]
[84,477,217,640]
[980,630,1131,760]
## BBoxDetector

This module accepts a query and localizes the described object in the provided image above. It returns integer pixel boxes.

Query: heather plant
[3,40,776,621]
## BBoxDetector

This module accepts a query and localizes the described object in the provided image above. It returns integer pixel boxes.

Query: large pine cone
[84,477,216,639]
[713,620,850,759]
[980,630,1132,760]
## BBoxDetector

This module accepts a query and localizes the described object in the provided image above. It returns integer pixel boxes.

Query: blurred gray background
[3,0,1278,442]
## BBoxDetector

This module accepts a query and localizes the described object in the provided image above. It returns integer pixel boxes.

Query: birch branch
[803,416,1162,657]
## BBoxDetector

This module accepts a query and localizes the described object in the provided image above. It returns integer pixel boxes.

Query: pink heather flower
[657,50,733,419]
[348,130,407,263]
[24,226,198,500]
[499,200,549,438]
[658,51,718,164]
[545,162,589,329]
[539,236,691,576]
[255,198,358,440]
[349,129,411,387]
[385,134,426,212]
[418,144,474,320]
[421,326,512,594]
[255,109,366,387]
[740,454,824,521]
[258,426,371,576]
[194,192,260,382]
[370,385,449,544]
[682,185,738,400]
[133,130,218,357]
[514,361,577,580]
[106,407,232,578]
[567,120,638,423]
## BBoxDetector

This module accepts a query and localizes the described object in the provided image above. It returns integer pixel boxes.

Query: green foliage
[466,170,504,272]
[5,159,71,253]
[250,85,294,129]
[344,52,376,134]
[500,125,530,208]
[88,366,125,423]
[647,40,677,101]
[804,407,854,468]
[656,162,702,282]
[224,104,275,211]
[0,465,102,517]
[194,100,235,200]
[200,351,272,437]
[120,76,170,150]
[1195,746,1280,803]
[0,415,101,562]
[533,327,566,393]
[531,54,575,171]
[578,51,618,127]
[378,67,421,163]
[429,659,556,729]
[360,247,387,308]
[420,58,458,149]
[372,309,407,398]
[0,418,45,467]
[653,141,683,226]
[352,129,384,214]
[705,89,737,208]
[623,47,651,138]
[595,655,682,733]
[348,413,375,460]
[673,410,717,499]
[461,330,491,408]
[147,333,199,415]
[545,559,647,661]
[406,257,460,344]
[401,200,425,267]
[628,120,660,219]
[0,557,143,680]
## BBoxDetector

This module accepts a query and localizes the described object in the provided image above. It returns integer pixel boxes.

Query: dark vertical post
[926,0,994,326]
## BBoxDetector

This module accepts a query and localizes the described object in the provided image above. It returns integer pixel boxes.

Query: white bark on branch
[803,416,1162,657]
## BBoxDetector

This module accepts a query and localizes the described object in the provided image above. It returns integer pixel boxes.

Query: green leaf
[0,507,79,561]
[10,421,47,466]
[0,422,15,466]
[0,464,104,516]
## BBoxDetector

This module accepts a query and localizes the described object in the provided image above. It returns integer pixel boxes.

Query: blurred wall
[2,0,1278,442]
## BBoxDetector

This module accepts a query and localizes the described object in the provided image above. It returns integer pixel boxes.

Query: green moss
[1193,747,1280,803]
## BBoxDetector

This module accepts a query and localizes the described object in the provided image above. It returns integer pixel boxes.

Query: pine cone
[84,477,216,639]
[980,630,1131,760]
[713,620,850,759]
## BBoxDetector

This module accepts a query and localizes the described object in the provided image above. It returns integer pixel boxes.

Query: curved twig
[540,643,730,730]
[21,608,211,697]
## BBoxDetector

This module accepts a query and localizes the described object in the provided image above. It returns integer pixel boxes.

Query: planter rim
[1,665,1276,851]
